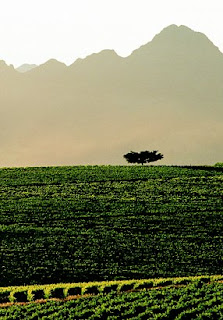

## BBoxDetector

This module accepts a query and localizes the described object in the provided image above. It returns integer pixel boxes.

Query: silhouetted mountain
[26,59,67,80]
[0,60,14,71]
[0,61,17,78]
[0,25,222,167]
[16,64,37,73]
[126,25,223,107]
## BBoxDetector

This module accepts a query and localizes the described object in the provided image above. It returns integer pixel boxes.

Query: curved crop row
[0,276,220,304]
[1,280,223,319]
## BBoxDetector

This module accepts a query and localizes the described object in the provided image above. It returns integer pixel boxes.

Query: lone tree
[123,150,163,165]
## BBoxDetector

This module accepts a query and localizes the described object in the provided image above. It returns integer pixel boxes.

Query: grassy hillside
[1,276,223,319]
[0,165,222,286]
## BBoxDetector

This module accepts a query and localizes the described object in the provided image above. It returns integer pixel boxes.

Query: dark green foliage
[119,283,135,292]
[214,162,223,167]
[84,285,100,295]
[175,278,192,285]
[199,277,211,283]
[123,150,164,165]
[31,289,45,300]
[49,288,65,299]
[135,281,154,290]
[67,286,82,296]
[0,291,10,303]
[193,277,211,289]
[2,282,223,319]
[13,290,28,302]
[0,165,222,286]
[103,284,118,294]
[156,280,173,287]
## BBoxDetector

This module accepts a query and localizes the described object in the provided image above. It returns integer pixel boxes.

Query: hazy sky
[1,0,223,67]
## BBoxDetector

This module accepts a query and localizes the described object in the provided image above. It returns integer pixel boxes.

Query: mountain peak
[153,24,219,49]
[71,49,119,66]
[16,64,37,73]
[28,59,67,76]
[83,49,118,60]
[69,49,121,73]
[161,24,193,32]
[0,60,14,71]
[154,24,206,40]
[130,24,222,59]
[41,59,67,68]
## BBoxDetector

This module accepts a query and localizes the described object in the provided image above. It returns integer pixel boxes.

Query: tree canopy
[123,150,164,165]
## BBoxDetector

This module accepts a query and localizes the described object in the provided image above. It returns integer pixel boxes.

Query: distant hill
[16,63,38,73]
[0,24,222,166]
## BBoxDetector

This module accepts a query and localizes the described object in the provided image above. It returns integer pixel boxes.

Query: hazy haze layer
[0,25,222,167]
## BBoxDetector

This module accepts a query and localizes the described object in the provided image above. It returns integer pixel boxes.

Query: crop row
[1,278,223,319]
[0,165,222,186]
[0,275,218,304]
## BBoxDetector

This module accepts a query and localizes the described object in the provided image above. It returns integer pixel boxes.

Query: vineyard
[0,165,222,286]
[1,277,223,319]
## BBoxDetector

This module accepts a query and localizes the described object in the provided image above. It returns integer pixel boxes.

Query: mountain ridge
[9,24,223,73]
[0,24,222,167]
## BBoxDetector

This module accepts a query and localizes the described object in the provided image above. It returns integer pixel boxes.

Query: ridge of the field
[1,276,223,319]
[0,165,223,287]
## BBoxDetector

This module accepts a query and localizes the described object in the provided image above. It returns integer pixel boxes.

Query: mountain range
[0,24,222,167]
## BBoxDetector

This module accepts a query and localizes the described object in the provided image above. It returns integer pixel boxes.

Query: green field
[0,165,222,287]
[1,277,223,319]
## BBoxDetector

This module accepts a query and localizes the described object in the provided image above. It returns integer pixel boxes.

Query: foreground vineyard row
[1,277,223,319]
[0,275,220,304]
